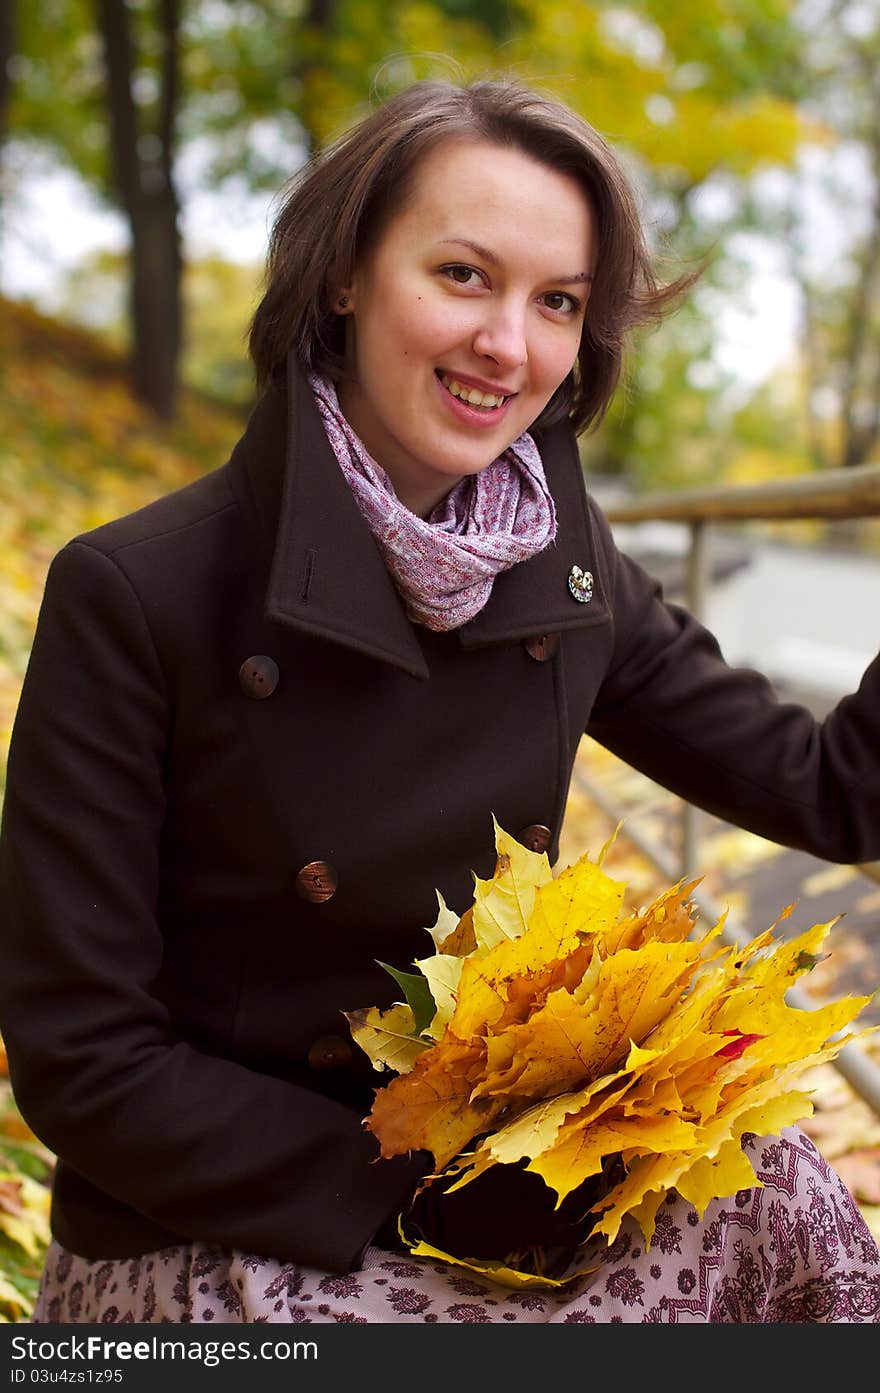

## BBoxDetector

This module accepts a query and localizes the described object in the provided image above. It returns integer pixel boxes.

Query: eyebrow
[435,237,594,284]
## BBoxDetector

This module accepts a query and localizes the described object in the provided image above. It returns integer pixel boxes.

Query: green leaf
[376,962,436,1037]
[793,950,829,974]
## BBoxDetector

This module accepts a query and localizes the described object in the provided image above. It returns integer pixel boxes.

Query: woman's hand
[404,1161,605,1269]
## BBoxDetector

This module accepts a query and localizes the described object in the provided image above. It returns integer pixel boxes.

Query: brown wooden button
[295,860,338,903]
[239,655,279,699]
[524,633,560,662]
[307,1034,353,1071]
[517,823,551,853]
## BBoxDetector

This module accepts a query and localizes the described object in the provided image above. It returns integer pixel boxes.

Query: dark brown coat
[1,357,879,1273]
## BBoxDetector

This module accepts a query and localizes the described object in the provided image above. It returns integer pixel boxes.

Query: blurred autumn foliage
[0,0,839,431]
[5,1,880,487]
[0,1039,53,1323]
[0,296,246,1318]
[0,296,248,1319]
[0,296,247,790]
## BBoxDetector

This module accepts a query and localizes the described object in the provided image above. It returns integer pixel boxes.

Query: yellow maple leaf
[470,818,553,954]
[424,891,463,952]
[401,1232,600,1290]
[530,1110,699,1204]
[529,850,626,946]
[436,904,477,957]
[600,877,700,954]
[365,1034,510,1169]
[674,1093,813,1217]
[449,1070,637,1187]
[343,1002,429,1076]
[413,952,463,1042]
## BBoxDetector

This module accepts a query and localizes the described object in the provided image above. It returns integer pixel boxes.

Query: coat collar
[227,355,608,681]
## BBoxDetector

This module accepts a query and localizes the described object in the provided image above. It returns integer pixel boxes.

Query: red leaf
[715,1029,766,1061]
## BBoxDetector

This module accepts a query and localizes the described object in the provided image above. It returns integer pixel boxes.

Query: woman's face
[337,136,598,517]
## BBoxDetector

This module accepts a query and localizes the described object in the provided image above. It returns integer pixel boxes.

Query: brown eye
[543,291,577,313]
[442,264,482,287]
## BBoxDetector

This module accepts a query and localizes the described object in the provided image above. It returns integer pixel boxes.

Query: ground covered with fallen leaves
[0,298,246,790]
[0,299,246,1319]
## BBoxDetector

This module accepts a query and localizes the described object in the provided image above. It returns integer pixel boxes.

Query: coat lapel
[227,354,608,680]
[266,356,429,678]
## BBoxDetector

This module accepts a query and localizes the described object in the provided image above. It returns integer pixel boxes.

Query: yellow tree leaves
[366,1035,509,1170]
[347,820,876,1287]
[0,298,245,787]
[343,1002,429,1076]
[0,1051,54,1322]
[0,1174,50,1264]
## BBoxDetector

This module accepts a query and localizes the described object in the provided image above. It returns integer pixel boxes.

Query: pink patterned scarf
[308,374,557,631]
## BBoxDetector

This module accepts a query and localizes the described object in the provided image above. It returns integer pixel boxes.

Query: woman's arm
[585,502,880,864]
[0,540,426,1272]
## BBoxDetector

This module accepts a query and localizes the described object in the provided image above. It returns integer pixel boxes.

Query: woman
[1,77,879,1325]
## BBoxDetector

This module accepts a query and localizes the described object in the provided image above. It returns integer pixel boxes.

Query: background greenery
[2,0,880,1320]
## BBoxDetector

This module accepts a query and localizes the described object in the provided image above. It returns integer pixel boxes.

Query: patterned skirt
[32,1129,880,1324]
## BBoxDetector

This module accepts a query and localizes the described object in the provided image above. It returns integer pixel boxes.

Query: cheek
[384,292,476,359]
[535,335,581,393]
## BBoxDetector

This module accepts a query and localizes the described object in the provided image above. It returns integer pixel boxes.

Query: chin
[444,455,498,480]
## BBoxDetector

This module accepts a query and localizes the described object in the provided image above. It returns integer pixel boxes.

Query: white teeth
[440,374,506,409]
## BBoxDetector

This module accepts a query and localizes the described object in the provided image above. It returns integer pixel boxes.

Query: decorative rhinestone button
[567,565,594,603]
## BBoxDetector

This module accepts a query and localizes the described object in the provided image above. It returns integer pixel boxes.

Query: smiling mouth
[437,371,512,411]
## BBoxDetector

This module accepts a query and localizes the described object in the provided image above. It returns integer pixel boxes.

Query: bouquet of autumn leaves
[345,821,876,1290]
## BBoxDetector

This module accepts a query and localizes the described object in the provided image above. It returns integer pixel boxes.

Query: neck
[335,376,465,521]
[395,481,458,520]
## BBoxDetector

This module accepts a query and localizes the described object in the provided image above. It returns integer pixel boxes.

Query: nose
[472,301,528,372]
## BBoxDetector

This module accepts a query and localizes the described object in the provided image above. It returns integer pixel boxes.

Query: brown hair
[248,78,697,435]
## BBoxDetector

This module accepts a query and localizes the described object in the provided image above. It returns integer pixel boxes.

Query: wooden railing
[573,462,880,1116]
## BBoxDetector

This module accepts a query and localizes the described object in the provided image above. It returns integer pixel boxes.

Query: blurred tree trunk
[0,0,14,190]
[784,10,880,479]
[96,0,182,421]
[839,100,880,470]
[293,0,335,156]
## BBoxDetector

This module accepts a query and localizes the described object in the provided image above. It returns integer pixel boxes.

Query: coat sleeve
[0,539,427,1272]
[585,503,880,864]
